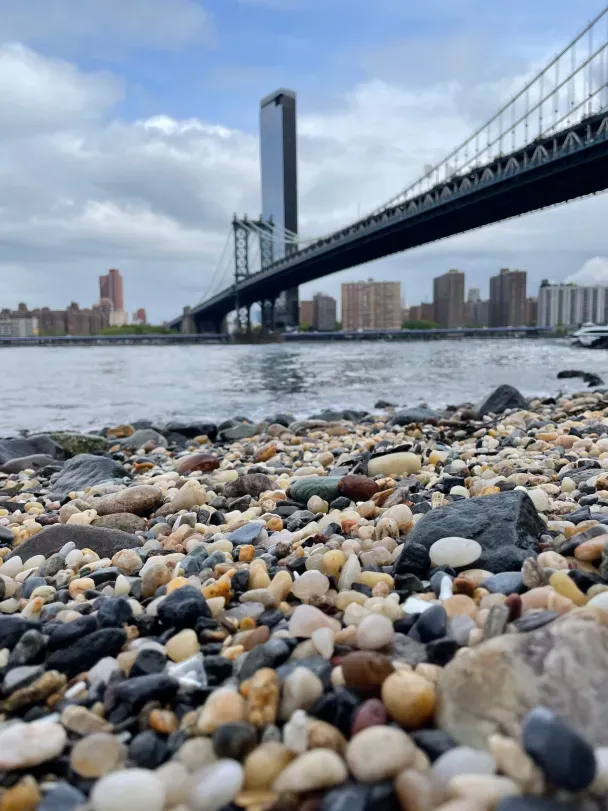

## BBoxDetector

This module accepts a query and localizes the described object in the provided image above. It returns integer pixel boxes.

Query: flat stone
[0,721,66,769]
[482,572,526,595]
[7,523,142,561]
[48,453,128,499]
[290,477,342,504]
[367,451,422,477]
[176,452,221,474]
[390,407,441,426]
[90,768,165,811]
[273,748,348,793]
[429,537,482,568]
[47,431,109,456]
[229,522,265,545]
[92,485,163,516]
[0,453,56,473]
[70,732,122,777]
[438,613,608,749]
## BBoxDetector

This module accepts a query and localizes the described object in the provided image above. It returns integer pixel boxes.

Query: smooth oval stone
[356,614,394,651]
[429,537,482,568]
[338,475,379,502]
[482,572,526,595]
[367,452,421,477]
[431,746,496,788]
[521,706,596,791]
[290,477,341,505]
[228,522,265,546]
[90,769,165,811]
[346,726,416,781]
[189,759,245,811]
[292,571,330,600]
[341,651,394,696]
[351,698,388,735]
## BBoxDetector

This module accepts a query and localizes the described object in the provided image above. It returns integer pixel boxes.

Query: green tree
[401,319,440,330]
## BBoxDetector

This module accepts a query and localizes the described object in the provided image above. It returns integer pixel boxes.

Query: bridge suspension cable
[287,4,608,248]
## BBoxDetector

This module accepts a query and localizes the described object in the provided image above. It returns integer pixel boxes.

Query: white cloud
[566,257,608,286]
[0,33,607,322]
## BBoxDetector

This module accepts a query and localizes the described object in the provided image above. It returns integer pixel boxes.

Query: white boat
[570,322,608,347]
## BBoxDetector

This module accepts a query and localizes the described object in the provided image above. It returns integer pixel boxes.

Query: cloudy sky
[1,0,607,322]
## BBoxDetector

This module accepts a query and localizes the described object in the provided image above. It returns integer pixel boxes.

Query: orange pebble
[166,577,190,595]
[239,545,256,563]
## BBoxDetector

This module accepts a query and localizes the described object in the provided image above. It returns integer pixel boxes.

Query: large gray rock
[437,612,608,748]
[90,485,163,516]
[399,490,543,573]
[49,454,128,499]
[7,524,143,560]
[476,385,529,417]
[119,429,167,450]
[0,436,63,465]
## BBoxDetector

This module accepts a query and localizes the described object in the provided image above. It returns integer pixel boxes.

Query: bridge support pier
[260,299,276,335]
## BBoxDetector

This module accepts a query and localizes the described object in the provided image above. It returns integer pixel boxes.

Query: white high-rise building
[538,283,608,327]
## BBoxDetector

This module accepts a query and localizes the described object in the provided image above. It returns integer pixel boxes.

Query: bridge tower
[233,215,278,334]
[232,216,252,333]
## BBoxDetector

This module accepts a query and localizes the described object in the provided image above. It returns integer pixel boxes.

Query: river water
[1,339,606,435]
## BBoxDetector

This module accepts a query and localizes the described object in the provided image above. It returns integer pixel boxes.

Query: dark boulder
[0,435,63,465]
[400,490,543,573]
[48,454,128,499]
[475,385,529,417]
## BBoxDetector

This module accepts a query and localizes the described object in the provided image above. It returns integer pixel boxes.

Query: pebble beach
[1,383,608,811]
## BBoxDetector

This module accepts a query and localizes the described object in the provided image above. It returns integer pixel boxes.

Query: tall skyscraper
[433,269,465,328]
[341,280,402,330]
[489,268,527,327]
[312,293,337,331]
[99,268,124,312]
[260,89,298,329]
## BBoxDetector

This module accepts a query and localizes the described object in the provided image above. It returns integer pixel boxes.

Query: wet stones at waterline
[0,384,607,808]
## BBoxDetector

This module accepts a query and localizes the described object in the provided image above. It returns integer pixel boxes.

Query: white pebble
[432,746,496,788]
[91,768,165,811]
[311,626,335,659]
[291,570,330,600]
[283,709,309,753]
[189,759,244,811]
[356,613,394,650]
[429,537,482,568]
[527,488,550,512]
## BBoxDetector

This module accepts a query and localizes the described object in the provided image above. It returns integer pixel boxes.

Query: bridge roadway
[172,109,608,333]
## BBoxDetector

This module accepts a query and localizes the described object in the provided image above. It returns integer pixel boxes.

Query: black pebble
[230,569,250,595]
[130,648,167,679]
[157,586,212,628]
[113,673,179,712]
[308,686,360,737]
[212,722,258,760]
[46,629,127,678]
[97,597,133,628]
[321,785,367,811]
[522,706,596,791]
[204,655,234,685]
[129,730,168,768]
[425,637,458,666]
[410,605,447,643]
[411,729,458,761]
[7,629,46,668]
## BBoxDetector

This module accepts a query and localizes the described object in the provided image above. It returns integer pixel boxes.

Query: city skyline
[0,1,606,322]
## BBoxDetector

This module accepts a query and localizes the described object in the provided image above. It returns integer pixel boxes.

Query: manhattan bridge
[171,6,608,335]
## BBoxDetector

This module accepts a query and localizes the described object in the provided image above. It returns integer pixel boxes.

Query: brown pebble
[395,768,439,811]
[246,668,279,728]
[149,708,178,734]
[243,625,270,651]
[351,698,388,735]
[338,475,380,502]
[243,742,295,790]
[175,452,220,474]
[341,651,394,696]
[0,776,40,811]
[307,718,347,753]
[505,593,522,622]
[443,595,478,619]
[382,670,436,730]
[254,443,278,463]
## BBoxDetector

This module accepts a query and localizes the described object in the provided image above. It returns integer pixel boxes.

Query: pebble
[90,769,165,811]
[356,613,394,650]
[521,706,596,791]
[432,747,497,788]
[70,732,122,777]
[273,748,348,792]
[0,721,66,769]
[243,742,294,789]
[382,670,436,729]
[346,726,415,781]
[280,666,324,719]
[429,537,482,568]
